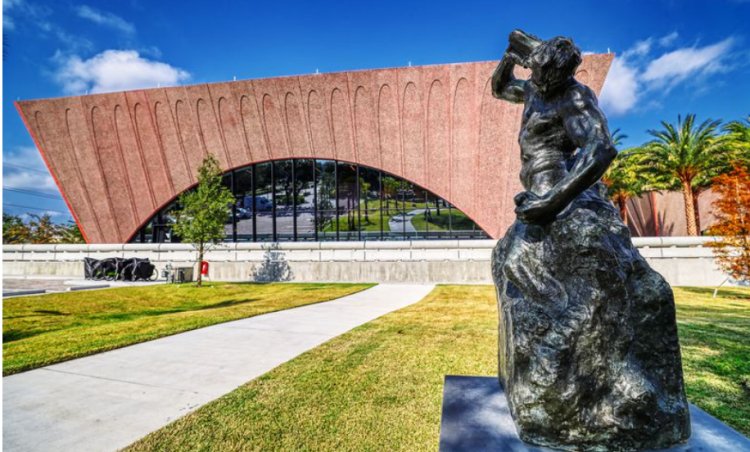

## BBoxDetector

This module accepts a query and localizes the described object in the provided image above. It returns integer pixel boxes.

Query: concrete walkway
[3,283,435,452]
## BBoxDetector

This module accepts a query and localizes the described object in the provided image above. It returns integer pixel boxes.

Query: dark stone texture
[439,376,750,452]
[490,30,691,450]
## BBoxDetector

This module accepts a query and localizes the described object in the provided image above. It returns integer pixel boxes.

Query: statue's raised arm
[491,30,542,103]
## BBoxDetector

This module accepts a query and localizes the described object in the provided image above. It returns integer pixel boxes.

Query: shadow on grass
[4,298,260,344]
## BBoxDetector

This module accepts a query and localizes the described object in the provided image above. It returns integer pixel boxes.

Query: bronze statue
[491,30,691,451]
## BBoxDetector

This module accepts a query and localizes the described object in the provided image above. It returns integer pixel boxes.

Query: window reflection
[316,160,337,241]
[337,162,358,241]
[295,160,316,241]
[358,166,381,241]
[274,161,294,241]
[255,162,273,241]
[131,158,488,243]
[234,167,254,241]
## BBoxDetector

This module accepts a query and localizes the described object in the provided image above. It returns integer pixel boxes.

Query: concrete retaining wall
[2,238,730,286]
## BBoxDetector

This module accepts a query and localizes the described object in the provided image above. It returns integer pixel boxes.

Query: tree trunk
[617,198,629,227]
[692,189,701,233]
[197,243,204,287]
[681,181,698,236]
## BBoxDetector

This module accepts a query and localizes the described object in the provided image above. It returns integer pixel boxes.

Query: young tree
[632,114,733,235]
[706,164,750,283]
[173,154,234,286]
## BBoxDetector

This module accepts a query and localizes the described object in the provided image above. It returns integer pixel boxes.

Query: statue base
[438,376,750,452]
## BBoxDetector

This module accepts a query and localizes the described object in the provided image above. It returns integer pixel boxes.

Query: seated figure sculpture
[491,30,691,451]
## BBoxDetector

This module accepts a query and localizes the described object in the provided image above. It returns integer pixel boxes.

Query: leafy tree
[173,154,234,286]
[382,176,399,214]
[3,214,85,244]
[359,176,372,223]
[706,164,750,283]
[602,148,643,226]
[57,221,85,243]
[632,114,733,236]
[3,214,31,244]
[27,214,57,244]
[601,129,643,226]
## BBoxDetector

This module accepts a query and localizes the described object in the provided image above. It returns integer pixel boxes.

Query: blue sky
[3,0,749,223]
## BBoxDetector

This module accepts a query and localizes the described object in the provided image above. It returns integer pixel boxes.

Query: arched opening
[131,159,489,243]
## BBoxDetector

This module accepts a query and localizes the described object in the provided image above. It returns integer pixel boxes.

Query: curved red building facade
[15,56,613,243]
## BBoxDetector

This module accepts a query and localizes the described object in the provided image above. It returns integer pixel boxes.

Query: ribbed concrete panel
[376,81,401,177]
[15,56,614,243]
[256,83,287,160]
[131,98,173,207]
[151,94,192,191]
[451,75,476,215]
[304,89,334,160]
[330,85,355,162]
[352,84,380,170]
[89,103,136,238]
[24,100,103,243]
[401,80,425,187]
[113,104,156,219]
[168,91,202,184]
[191,85,231,169]
[280,84,309,156]
[65,102,121,240]
[235,82,269,162]
[214,85,251,167]
[426,76,450,199]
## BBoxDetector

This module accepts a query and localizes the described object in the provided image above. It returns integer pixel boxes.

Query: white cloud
[642,38,734,87]
[658,32,679,47]
[75,5,135,35]
[622,38,652,59]
[3,146,58,192]
[54,50,190,94]
[598,35,736,116]
[599,58,639,116]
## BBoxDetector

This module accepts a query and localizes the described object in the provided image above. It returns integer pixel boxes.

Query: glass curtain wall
[295,159,316,241]
[255,162,273,241]
[132,159,489,243]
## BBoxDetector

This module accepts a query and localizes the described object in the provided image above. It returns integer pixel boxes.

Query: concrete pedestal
[439,375,750,452]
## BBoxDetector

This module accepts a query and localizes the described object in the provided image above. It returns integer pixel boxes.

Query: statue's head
[528,36,582,93]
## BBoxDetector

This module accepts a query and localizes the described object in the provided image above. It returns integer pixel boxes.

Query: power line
[3,163,50,174]
[3,203,70,215]
[3,187,63,200]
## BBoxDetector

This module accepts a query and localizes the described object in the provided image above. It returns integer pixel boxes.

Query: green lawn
[320,200,432,232]
[127,285,750,451]
[674,286,750,433]
[3,282,373,375]
[411,210,476,232]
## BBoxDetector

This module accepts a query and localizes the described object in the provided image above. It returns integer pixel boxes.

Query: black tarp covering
[83,257,155,281]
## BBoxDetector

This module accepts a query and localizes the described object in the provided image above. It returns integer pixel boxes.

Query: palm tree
[633,114,731,236]
[724,115,750,160]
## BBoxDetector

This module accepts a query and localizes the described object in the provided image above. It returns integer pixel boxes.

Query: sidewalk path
[3,284,435,452]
